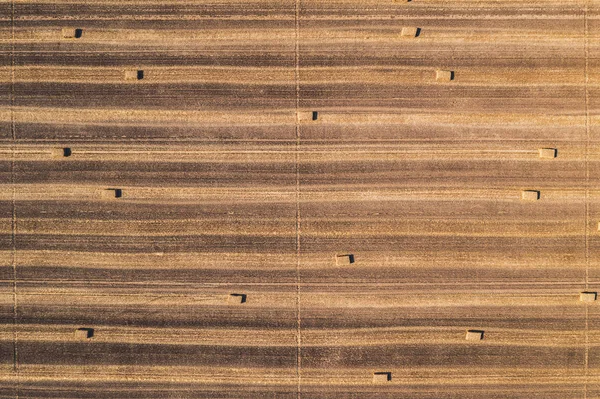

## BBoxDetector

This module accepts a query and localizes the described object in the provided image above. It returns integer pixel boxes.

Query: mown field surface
[1,0,600,397]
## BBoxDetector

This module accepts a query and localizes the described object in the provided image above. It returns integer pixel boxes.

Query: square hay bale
[465,330,484,341]
[521,190,540,201]
[124,70,144,81]
[538,148,557,159]
[101,188,123,199]
[62,28,83,39]
[400,27,419,38]
[373,372,392,383]
[436,70,454,82]
[335,254,355,266]
[51,148,71,158]
[297,111,321,123]
[580,292,597,302]
[75,327,94,339]
[228,293,247,304]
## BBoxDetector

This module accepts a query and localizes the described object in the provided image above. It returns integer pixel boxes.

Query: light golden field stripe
[0,325,592,348]
[0,66,591,85]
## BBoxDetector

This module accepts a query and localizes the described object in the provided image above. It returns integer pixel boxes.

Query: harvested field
[0,0,599,397]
